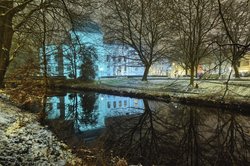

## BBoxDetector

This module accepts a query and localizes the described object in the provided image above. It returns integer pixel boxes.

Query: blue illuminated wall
[40,22,169,78]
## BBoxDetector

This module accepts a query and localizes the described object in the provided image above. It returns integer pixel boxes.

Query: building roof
[73,20,102,34]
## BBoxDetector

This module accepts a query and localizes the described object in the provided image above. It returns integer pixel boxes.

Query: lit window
[134,99,138,107]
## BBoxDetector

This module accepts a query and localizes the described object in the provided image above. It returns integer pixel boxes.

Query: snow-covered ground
[0,98,84,165]
[100,78,250,102]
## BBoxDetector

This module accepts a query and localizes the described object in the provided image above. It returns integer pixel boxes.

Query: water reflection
[101,102,250,165]
[45,92,144,132]
[44,92,250,165]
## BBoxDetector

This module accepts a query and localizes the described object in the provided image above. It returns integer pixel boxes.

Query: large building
[40,21,169,79]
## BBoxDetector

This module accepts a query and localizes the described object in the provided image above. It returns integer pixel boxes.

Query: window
[68,105,74,112]
[107,101,111,109]
[67,65,71,71]
[57,103,61,109]
[113,101,116,108]
[119,101,122,107]
[106,55,110,62]
[134,99,138,107]
[55,54,59,62]
[47,66,51,72]
[124,100,127,107]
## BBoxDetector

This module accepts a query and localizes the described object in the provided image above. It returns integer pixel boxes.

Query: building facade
[40,22,169,79]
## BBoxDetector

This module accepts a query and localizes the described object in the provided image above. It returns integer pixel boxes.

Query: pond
[41,91,250,165]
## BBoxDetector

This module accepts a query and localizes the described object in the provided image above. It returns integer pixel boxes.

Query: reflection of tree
[175,107,206,166]
[173,106,250,165]
[78,92,98,126]
[44,92,98,134]
[207,111,250,165]
[101,99,177,165]
[100,101,250,165]
[42,92,99,149]
[42,93,250,165]
[65,93,98,132]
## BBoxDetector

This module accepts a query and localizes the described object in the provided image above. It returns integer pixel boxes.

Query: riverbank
[0,77,249,165]
[55,78,250,112]
[0,97,85,165]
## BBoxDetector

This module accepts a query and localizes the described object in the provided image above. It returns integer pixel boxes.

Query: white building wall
[42,25,170,78]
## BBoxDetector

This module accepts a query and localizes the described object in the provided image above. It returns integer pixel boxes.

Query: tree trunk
[218,62,222,77]
[185,68,188,76]
[233,62,240,78]
[189,64,195,87]
[142,65,150,81]
[0,11,14,88]
[42,9,49,89]
[195,65,198,78]
[0,59,8,88]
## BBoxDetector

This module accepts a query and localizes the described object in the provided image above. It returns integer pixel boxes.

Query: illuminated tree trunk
[185,68,188,76]
[233,62,240,78]
[142,65,150,81]
[190,63,195,86]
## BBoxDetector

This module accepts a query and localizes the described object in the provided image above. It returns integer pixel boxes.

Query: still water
[43,91,250,165]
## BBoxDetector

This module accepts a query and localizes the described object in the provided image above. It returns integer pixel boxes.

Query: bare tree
[217,0,250,78]
[169,0,219,86]
[102,0,170,81]
[0,0,92,88]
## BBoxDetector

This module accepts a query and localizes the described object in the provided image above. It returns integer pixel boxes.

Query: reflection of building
[46,93,144,132]
[99,94,144,117]
[40,21,169,78]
